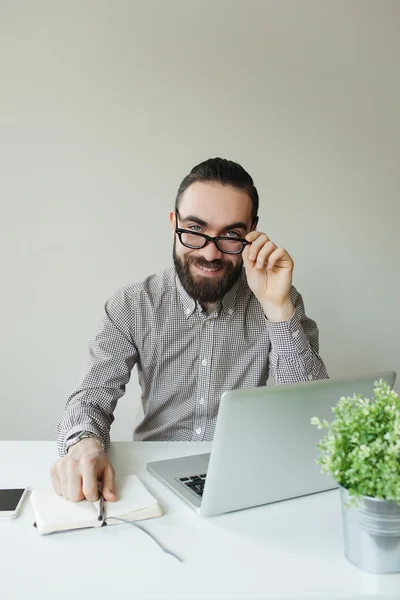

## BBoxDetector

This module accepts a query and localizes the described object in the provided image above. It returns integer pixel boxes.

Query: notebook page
[105,475,158,518]
[31,487,97,528]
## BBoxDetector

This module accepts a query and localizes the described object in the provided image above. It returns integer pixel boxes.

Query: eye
[189,225,202,232]
[225,230,240,238]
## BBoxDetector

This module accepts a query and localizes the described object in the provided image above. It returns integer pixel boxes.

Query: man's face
[170,181,254,304]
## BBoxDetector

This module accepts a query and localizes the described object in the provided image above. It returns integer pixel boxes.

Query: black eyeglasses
[175,228,250,254]
[175,227,251,254]
[175,211,258,255]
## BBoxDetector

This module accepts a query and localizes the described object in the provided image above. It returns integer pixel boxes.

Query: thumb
[102,463,117,502]
[242,244,255,273]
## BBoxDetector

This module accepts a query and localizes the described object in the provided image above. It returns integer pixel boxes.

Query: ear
[251,217,259,231]
[169,211,176,239]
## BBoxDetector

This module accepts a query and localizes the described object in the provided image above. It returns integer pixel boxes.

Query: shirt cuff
[265,309,310,355]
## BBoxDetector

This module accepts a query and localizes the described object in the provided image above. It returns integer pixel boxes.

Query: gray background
[1,0,399,442]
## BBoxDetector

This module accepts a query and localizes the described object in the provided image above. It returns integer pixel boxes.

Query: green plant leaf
[311,379,400,504]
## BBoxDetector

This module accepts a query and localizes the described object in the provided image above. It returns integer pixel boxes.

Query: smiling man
[52,158,328,503]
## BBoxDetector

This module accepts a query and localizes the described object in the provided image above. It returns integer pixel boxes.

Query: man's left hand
[243,231,295,322]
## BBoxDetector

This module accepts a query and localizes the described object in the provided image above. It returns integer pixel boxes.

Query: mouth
[192,263,225,277]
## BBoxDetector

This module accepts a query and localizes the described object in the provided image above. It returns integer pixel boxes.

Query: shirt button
[196,427,202,435]
[228,309,234,316]
[292,330,300,339]
[308,374,313,381]
[185,308,191,315]
[199,397,205,405]
[201,359,207,366]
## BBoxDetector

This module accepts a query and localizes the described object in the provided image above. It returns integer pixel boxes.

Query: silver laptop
[146,371,397,517]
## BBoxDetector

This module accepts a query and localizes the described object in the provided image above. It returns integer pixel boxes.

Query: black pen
[94,492,104,521]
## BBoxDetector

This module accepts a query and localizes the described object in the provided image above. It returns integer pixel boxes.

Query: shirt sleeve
[266,286,328,384]
[55,287,139,456]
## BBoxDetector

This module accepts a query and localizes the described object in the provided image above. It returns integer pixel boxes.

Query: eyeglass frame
[175,210,259,255]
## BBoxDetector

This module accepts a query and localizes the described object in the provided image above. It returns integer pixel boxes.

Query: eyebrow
[179,214,248,232]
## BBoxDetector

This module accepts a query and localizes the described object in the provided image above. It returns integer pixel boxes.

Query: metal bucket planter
[340,486,400,573]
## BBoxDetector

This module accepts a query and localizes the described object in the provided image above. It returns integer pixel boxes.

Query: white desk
[0,441,399,600]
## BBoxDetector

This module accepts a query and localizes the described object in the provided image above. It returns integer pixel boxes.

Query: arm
[55,287,139,456]
[266,286,328,384]
[242,229,328,383]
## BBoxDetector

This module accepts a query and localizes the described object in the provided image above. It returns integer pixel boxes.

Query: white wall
[1,0,399,442]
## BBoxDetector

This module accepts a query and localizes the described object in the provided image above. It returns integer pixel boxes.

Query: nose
[200,239,224,262]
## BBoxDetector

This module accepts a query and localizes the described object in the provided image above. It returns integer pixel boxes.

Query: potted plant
[311,378,400,573]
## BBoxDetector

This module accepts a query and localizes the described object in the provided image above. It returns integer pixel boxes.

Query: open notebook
[30,474,163,535]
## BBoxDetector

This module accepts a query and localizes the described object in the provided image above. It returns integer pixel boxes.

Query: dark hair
[175,157,259,223]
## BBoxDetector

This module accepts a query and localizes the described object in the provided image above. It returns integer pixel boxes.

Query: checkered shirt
[55,266,328,455]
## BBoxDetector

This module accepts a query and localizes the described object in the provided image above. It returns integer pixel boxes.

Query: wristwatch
[65,431,105,454]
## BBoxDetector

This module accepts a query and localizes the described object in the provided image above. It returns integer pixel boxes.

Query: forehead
[179,181,253,227]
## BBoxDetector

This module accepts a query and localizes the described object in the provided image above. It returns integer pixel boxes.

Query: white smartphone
[0,488,29,519]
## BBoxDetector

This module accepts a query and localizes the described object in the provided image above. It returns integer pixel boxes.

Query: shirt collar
[175,267,244,319]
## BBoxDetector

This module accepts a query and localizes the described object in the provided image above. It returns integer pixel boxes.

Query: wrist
[67,437,103,455]
[65,431,105,454]
[261,299,294,322]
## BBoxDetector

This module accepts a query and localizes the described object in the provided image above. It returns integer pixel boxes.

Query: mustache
[186,256,227,270]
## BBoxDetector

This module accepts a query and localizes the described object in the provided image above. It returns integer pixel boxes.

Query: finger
[253,241,277,269]
[245,230,266,243]
[246,234,273,261]
[267,247,293,270]
[67,457,85,502]
[242,241,253,262]
[243,237,271,270]
[81,457,101,502]
[102,463,117,502]
[245,229,271,242]
[50,463,62,496]
[59,468,70,499]
[245,231,265,260]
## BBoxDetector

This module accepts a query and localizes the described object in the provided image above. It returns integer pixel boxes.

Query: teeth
[199,266,219,272]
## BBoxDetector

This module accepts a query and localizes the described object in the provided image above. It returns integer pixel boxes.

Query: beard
[173,239,243,304]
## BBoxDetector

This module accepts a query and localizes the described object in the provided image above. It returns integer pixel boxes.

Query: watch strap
[65,431,104,453]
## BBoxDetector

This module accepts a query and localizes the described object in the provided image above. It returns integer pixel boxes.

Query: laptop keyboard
[178,473,207,498]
